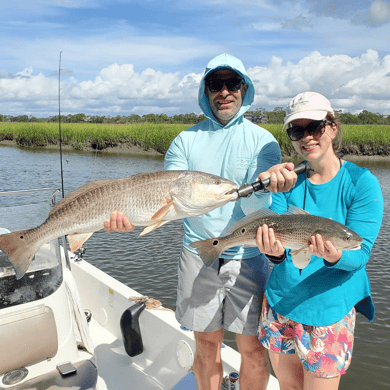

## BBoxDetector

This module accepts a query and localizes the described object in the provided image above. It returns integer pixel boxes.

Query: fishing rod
[59,51,65,199]
[236,162,308,199]
[58,51,71,270]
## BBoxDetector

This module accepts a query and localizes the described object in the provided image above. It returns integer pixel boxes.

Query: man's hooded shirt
[165,53,281,259]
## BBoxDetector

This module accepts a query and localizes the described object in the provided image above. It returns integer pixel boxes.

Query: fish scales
[190,209,363,268]
[214,215,324,250]
[0,170,238,279]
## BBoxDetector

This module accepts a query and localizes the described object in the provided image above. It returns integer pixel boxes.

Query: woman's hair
[327,112,342,153]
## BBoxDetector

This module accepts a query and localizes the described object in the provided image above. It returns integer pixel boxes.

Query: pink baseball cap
[283,92,335,130]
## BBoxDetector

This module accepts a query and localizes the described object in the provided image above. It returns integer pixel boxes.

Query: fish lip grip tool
[236,162,308,199]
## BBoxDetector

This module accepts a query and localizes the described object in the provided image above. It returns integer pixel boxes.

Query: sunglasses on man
[287,120,333,141]
[205,77,244,93]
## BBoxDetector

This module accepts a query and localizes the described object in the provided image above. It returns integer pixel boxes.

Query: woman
[256,92,384,390]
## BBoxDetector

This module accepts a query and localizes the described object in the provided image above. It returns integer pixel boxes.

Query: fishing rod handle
[252,162,307,192]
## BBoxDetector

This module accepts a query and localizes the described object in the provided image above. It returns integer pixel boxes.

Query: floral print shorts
[258,296,356,378]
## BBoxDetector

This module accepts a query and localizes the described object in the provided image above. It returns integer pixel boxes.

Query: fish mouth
[226,187,238,194]
[225,187,239,201]
[348,245,361,251]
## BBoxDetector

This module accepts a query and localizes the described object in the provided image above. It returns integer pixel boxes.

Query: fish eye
[215,180,221,185]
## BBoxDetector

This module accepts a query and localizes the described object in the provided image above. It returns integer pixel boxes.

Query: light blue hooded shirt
[165,53,281,259]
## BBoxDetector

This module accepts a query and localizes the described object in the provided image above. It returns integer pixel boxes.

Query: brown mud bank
[2,139,390,164]
[0,139,164,158]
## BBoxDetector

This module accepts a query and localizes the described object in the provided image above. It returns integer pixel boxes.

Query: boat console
[0,191,98,389]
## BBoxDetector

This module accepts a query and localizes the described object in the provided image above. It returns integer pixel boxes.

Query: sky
[1,0,390,118]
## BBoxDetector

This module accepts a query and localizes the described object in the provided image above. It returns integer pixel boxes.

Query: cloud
[252,22,282,31]
[308,0,361,18]
[280,14,314,30]
[0,69,57,106]
[279,0,390,27]
[1,34,222,80]
[247,50,390,113]
[369,0,390,25]
[0,50,390,117]
[50,0,101,8]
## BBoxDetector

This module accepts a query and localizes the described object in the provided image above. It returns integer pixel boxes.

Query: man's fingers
[104,211,135,232]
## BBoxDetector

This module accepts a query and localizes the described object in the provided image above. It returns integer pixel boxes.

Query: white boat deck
[89,318,167,389]
[75,257,280,390]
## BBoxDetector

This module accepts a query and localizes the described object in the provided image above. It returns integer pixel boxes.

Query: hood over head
[198,53,255,126]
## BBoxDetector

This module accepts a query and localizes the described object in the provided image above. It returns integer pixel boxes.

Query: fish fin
[225,208,279,234]
[139,220,169,236]
[291,248,311,269]
[190,238,224,267]
[151,200,174,221]
[243,243,257,248]
[0,230,40,280]
[68,232,94,252]
[284,206,310,216]
[50,179,111,216]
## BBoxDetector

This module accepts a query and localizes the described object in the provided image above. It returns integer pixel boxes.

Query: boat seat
[0,304,58,376]
[2,359,98,390]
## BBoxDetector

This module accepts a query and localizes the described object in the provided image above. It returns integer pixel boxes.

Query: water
[0,145,389,390]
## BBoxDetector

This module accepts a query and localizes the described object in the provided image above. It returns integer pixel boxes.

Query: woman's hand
[258,162,298,193]
[256,224,285,257]
[309,234,342,264]
[104,211,135,233]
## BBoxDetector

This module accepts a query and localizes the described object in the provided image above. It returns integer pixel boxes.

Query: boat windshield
[0,189,63,309]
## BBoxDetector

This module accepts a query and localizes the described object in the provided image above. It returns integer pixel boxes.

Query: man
[164,53,281,390]
[105,53,296,389]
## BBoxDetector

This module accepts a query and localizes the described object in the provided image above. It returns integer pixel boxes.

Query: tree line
[1,108,389,125]
[251,107,390,125]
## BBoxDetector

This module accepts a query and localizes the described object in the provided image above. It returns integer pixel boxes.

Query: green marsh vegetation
[0,122,389,156]
[0,122,187,154]
[262,124,390,157]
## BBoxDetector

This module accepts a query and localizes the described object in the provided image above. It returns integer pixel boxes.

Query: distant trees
[0,110,389,125]
[250,107,390,125]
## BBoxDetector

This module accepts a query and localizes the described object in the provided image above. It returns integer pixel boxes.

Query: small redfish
[190,207,362,269]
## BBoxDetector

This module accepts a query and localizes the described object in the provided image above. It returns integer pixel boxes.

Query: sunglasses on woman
[205,77,244,93]
[287,120,333,141]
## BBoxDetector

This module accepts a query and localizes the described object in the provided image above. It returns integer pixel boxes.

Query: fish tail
[0,230,41,279]
[190,238,224,267]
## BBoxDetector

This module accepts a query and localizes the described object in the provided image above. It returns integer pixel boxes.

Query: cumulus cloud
[1,50,390,117]
[248,50,390,113]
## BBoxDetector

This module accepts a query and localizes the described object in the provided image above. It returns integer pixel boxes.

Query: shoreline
[1,139,390,163]
[0,139,164,157]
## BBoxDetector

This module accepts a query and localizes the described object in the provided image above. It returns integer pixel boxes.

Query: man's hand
[258,162,298,193]
[104,211,135,233]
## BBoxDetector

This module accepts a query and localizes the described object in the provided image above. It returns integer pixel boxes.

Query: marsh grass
[0,122,187,154]
[262,124,390,156]
[0,122,389,155]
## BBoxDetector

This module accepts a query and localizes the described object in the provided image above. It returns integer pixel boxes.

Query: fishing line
[303,169,308,210]
[303,157,342,210]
